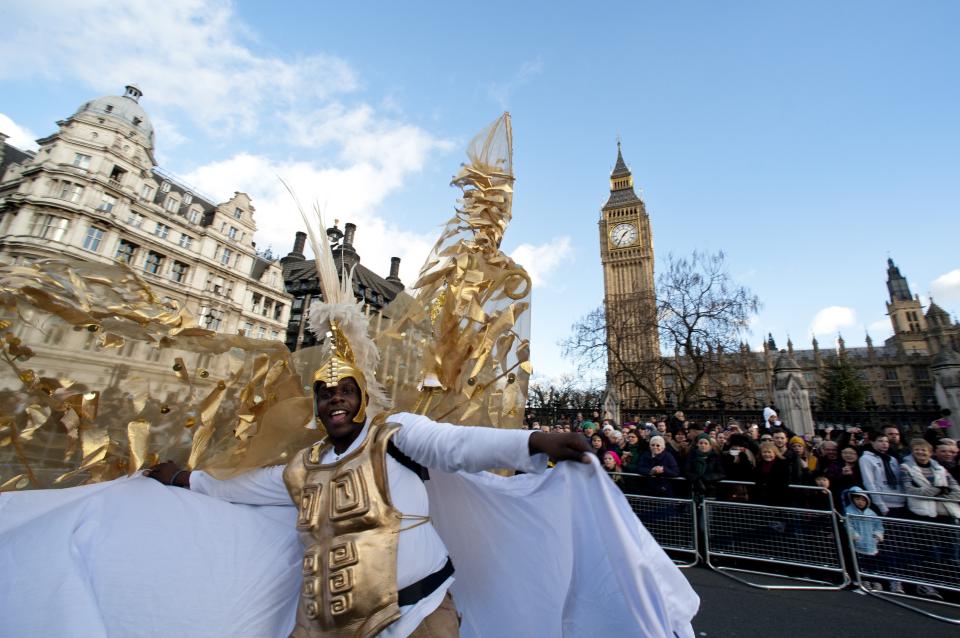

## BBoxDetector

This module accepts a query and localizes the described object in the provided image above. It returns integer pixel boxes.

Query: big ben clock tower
[599,142,661,407]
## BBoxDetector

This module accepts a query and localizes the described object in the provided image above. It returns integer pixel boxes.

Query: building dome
[73,85,154,150]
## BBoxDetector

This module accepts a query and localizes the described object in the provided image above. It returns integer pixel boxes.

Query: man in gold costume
[148,319,592,638]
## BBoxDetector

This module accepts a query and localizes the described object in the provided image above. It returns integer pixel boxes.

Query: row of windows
[250,293,285,321]
[241,321,280,340]
[113,239,191,283]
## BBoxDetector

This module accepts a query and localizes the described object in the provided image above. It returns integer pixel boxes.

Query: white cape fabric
[0,458,697,638]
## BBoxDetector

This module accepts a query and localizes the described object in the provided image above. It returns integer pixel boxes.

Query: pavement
[686,566,954,637]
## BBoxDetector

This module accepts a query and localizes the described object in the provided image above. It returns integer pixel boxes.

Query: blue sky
[1,1,958,383]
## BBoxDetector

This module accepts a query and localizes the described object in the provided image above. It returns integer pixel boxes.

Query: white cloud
[0,0,359,137]
[509,236,572,287]
[1,0,454,286]
[931,269,960,303]
[0,113,39,150]
[811,306,857,336]
[184,153,435,284]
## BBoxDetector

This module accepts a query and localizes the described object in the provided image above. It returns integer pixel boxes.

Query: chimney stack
[293,231,307,254]
[281,231,307,263]
[387,257,402,285]
[343,223,357,247]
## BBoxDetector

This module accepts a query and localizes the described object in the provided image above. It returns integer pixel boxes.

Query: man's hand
[144,460,191,488]
[528,431,592,464]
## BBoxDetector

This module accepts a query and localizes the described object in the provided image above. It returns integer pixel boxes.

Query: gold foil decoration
[0,257,317,489]
[373,113,531,430]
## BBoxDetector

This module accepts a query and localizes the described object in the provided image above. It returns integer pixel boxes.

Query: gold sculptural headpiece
[313,319,368,424]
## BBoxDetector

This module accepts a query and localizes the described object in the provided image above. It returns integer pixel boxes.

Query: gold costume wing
[372,113,532,429]
[0,259,318,491]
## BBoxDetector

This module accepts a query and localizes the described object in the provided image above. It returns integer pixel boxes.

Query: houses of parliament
[599,146,959,411]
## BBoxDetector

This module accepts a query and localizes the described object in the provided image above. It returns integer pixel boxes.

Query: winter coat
[858,450,906,512]
[636,450,680,497]
[899,457,960,519]
[843,487,884,556]
[683,451,725,497]
[753,457,791,506]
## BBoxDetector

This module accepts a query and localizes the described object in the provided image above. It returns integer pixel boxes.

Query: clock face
[610,223,638,248]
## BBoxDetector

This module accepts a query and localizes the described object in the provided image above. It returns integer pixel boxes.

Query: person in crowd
[899,438,960,599]
[859,433,906,517]
[811,473,836,511]
[620,429,646,475]
[772,430,802,484]
[762,406,780,431]
[790,436,817,476]
[935,438,960,483]
[667,411,686,434]
[720,433,755,501]
[747,423,760,441]
[637,435,680,497]
[833,446,864,499]
[656,421,668,435]
[589,433,607,459]
[883,425,906,462]
[843,487,890,592]
[753,441,791,506]
[583,422,597,441]
[818,440,842,472]
[668,429,690,463]
[900,439,960,519]
[683,434,725,498]
[602,450,625,491]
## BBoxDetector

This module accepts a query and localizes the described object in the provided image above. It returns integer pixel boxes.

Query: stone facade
[655,261,958,413]
[0,85,291,340]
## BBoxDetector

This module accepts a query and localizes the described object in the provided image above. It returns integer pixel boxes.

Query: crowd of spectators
[525,407,960,599]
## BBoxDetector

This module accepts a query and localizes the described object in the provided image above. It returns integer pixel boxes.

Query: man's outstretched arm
[389,412,591,475]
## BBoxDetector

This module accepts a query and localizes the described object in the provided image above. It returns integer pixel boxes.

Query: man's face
[872,436,889,454]
[314,377,363,439]
[626,432,639,445]
[772,432,787,448]
[936,444,957,465]
[822,443,838,459]
[883,427,901,444]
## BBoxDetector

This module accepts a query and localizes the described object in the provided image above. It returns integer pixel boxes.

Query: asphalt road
[686,566,953,637]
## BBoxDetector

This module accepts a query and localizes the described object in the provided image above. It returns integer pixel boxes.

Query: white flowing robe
[0,433,698,638]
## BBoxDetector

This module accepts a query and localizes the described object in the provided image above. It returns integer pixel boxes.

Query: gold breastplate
[283,419,402,638]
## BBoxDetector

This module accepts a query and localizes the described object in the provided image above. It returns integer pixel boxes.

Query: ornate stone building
[662,260,958,414]
[0,85,291,340]
[598,143,661,405]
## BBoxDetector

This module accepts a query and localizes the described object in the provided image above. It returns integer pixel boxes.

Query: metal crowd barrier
[619,474,698,567]
[847,489,960,624]
[703,481,849,590]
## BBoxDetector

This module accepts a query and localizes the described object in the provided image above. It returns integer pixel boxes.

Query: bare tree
[562,251,760,410]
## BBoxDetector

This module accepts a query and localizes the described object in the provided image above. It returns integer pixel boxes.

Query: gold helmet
[313,319,369,424]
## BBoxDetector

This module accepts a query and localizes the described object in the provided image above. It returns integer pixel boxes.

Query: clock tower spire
[599,142,660,408]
